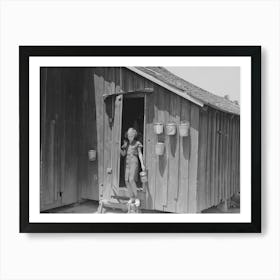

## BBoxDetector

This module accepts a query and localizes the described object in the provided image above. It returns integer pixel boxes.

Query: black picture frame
[20,46,261,233]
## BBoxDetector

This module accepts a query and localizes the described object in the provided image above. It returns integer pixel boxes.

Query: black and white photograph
[3,0,280,279]
[40,66,240,215]
[19,46,260,232]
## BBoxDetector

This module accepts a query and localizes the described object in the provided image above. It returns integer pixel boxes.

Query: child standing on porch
[120,128,145,202]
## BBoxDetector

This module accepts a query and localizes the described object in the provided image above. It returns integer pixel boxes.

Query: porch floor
[44,200,113,214]
[43,193,240,213]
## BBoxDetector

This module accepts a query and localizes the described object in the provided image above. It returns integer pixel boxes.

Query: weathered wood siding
[40,68,99,211]
[197,107,240,212]
[145,87,200,213]
[94,68,201,213]
[79,69,99,201]
[93,67,123,199]
[41,67,240,213]
[94,67,153,200]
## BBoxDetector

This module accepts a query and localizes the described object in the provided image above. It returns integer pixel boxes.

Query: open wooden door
[94,68,123,201]
[101,94,123,200]
[94,70,106,199]
[111,94,123,197]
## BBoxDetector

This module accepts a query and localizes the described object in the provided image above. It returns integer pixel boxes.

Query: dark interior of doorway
[119,96,144,188]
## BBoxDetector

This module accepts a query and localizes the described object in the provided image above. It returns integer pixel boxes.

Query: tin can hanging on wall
[178,122,190,137]
[166,123,176,135]
[155,142,165,155]
[140,170,148,183]
[88,149,97,161]
[154,122,164,134]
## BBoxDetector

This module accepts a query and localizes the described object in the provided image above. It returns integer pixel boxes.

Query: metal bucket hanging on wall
[166,123,176,135]
[88,149,97,161]
[140,170,148,183]
[179,122,190,137]
[155,142,165,156]
[154,122,164,135]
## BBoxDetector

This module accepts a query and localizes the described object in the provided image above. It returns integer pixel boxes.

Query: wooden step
[98,198,140,213]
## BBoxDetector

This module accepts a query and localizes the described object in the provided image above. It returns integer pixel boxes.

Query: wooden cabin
[40,67,240,213]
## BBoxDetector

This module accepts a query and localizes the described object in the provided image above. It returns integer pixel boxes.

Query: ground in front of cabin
[44,193,240,214]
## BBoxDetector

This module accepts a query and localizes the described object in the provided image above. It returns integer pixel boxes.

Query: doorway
[119,95,145,188]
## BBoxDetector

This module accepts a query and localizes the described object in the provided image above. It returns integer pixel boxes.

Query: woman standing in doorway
[120,128,145,202]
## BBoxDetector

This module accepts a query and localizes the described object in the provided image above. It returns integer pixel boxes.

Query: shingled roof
[131,66,240,115]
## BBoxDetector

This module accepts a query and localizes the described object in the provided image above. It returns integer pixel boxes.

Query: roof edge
[126,67,204,107]
[204,103,240,116]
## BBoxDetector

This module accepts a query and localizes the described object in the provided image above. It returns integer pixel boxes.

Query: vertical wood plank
[237,118,240,193]
[227,117,231,197]
[109,67,120,196]
[221,113,226,200]
[214,112,220,205]
[60,70,66,195]
[102,68,113,199]
[223,115,227,201]
[234,117,237,197]
[218,113,223,202]
[210,110,216,206]
[166,94,180,213]
[115,69,122,196]
[93,68,104,198]
[231,117,235,195]
[233,118,236,194]
[111,93,120,192]
[61,69,79,206]
[111,94,123,196]
[228,116,232,198]
[225,115,230,201]
[231,118,234,195]
[205,110,212,209]
[162,91,170,209]
[79,70,86,199]
[235,118,238,194]
[145,91,156,210]
[233,118,236,196]
[55,70,63,201]
[177,100,190,212]
[154,89,165,211]
[47,120,55,204]
[197,109,208,212]
[188,104,200,213]
[235,118,240,194]
[82,68,99,201]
